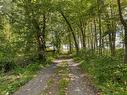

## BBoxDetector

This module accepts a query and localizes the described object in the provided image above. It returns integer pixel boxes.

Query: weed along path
[13,57,97,95]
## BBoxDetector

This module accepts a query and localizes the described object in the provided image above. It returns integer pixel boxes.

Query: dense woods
[0,0,127,95]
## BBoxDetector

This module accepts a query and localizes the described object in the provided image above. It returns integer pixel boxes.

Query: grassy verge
[0,56,54,95]
[73,49,127,95]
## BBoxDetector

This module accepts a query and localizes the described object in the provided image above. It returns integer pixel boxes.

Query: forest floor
[13,56,98,95]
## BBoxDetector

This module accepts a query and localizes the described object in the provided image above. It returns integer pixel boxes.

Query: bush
[0,59,17,73]
[26,63,42,72]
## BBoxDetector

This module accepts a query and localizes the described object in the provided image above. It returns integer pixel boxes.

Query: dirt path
[41,59,70,95]
[67,59,97,95]
[13,57,97,95]
[42,58,97,95]
[13,64,57,95]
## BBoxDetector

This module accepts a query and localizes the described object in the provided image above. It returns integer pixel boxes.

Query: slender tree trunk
[124,27,127,64]
[68,32,72,53]
[88,37,90,49]
[93,19,98,54]
[94,19,98,50]
[97,0,102,55]
[79,18,86,49]
[54,31,61,53]
[109,33,113,56]
[90,22,94,51]
[98,11,102,55]
[111,30,116,56]
[108,26,116,56]
[117,0,127,64]
[111,4,116,56]
[106,17,116,56]
[60,11,79,54]
[69,37,72,53]
[122,28,125,48]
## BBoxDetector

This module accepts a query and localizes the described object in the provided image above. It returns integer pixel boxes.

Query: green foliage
[59,78,69,95]
[0,0,126,94]
[0,61,43,95]
[25,63,42,72]
[0,59,16,73]
[75,49,127,95]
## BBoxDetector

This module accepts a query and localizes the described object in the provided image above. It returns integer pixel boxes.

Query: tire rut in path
[13,58,98,95]
[41,59,70,95]
[42,58,98,95]
[13,64,56,95]
[67,59,97,95]
[41,70,61,95]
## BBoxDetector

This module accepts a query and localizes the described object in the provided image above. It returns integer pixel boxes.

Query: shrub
[0,59,16,73]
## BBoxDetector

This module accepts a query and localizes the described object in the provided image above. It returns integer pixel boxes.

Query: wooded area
[0,0,127,95]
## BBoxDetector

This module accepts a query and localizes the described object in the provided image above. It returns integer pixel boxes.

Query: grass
[43,61,70,95]
[0,63,43,95]
[57,62,69,95]
[0,55,55,95]
[74,49,127,95]
[59,78,69,95]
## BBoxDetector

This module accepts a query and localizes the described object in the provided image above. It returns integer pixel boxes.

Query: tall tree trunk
[68,31,72,53]
[97,0,103,55]
[54,31,61,53]
[40,13,46,61]
[111,3,116,56]
[32,14,46,61]
[109,33,113,56]
[90,22,94,51]
[94,19,98,50]
[88,37,90,49]
[117,0,127,64]
[79,18,86,49]
[107,26,116,56]
[111,30,116,56]
[60,11,79,54]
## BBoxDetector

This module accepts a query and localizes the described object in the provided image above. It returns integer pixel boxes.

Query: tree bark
[68,31,72,53]
[32,14,46,61]
[54,31,61,53]
[97,0,102,55]
[94,19,98,50]
[79,18,86,49]
[60,11,79,54]
[117,0,127,64]
[110,4,116,56]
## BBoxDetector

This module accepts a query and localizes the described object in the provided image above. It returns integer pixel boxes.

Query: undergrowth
[0,56,53,95]
[74,49,127,95]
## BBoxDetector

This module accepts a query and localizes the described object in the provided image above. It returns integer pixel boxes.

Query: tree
[117,0,127,64]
